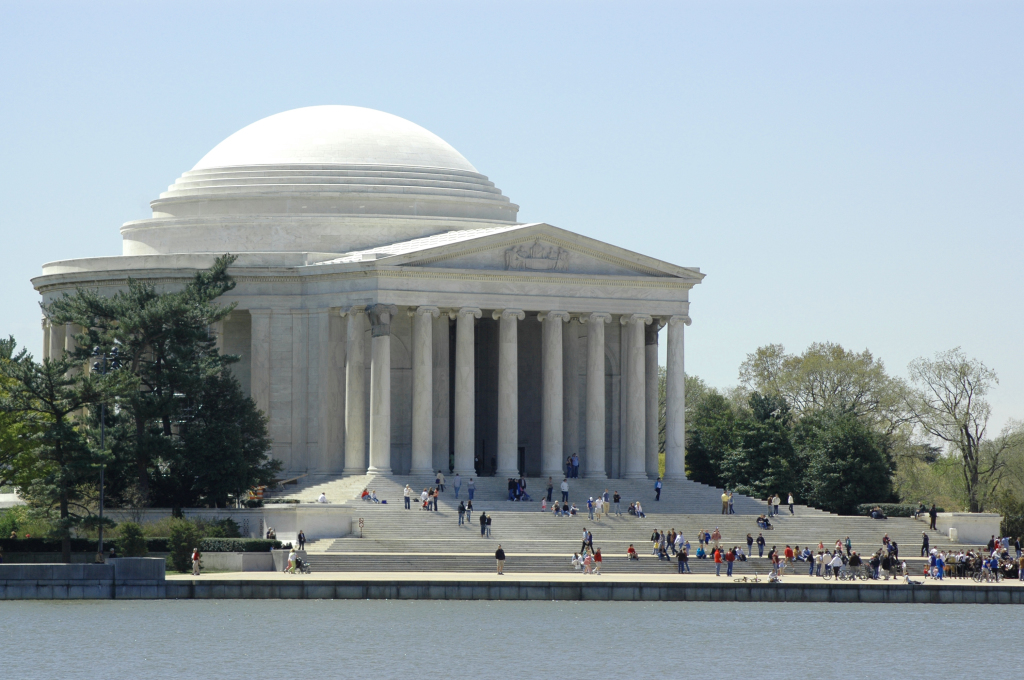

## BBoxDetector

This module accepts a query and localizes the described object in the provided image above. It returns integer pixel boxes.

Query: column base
[622,472,648,480]
[342,468,368,476]
[584,473,608,480]
[494,468,520,478]
[663,473,687,482]
[408,468,435,476]
[366,466,393,476]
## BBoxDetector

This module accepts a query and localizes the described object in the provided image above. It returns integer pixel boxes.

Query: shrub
[199,538,280,552]
[167,519,203,572]
[193,517,242,538]
[855,503,944,518]
[118,522,148,557]
[145,537,170,552]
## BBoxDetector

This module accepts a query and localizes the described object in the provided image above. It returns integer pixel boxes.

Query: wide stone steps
[275,473,831,518]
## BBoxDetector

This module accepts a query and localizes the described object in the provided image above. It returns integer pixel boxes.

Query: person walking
[654,477,662,501]
[588,497,595,520]
[458,501,466,526]
[546,477,554,502]
[467,477,475,500]
[921,532,930,557]
[788,492,795,515]
[485,514,492,538]
[714,547,723,576]
[436,470,446,492]
[465,499,473,524]
[453,473,462,499]
[561,478,569,502]
[728,491,734,514]
[756,533,766,558]
[613,491,621,516]
[581,528,591,554]
[495,545,505,575]
[432,487,439,511]
[594,548,602,575]
[721,491,729,514]
[480,511,488,537]
[928,504,938,531]
[297,530,306,551]
[844,536,852,557]
[766,494,774,518]
[711,527,721,550]
[404,484,412,509]
[192,547,201,576]
[603,489,611,514]
[773,494,781,516]
[746,533,754,557]
[726,547,735,577]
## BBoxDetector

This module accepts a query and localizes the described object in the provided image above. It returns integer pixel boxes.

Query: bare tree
[907,347,1003,512]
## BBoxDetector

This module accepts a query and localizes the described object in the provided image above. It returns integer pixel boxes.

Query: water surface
[2,600,1015,678]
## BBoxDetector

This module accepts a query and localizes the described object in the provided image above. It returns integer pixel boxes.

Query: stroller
[285,556,312,574]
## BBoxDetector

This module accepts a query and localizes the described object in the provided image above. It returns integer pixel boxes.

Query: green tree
[794,409,896,514]
[907,347,1008,512]
[154,372,278,510]
[719,393,800,500]
[0,347,127,561]
[684,391,736,487]
[739,342,910,433]
[47,256,238,504]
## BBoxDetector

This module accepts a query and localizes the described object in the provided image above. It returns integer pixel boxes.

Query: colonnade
[336,305,689,480]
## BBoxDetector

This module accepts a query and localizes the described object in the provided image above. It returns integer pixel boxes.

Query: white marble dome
[122,106,519,256]
[192,105,478,172]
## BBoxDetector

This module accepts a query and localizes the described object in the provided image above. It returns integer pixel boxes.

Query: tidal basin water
[3,600,1017,678]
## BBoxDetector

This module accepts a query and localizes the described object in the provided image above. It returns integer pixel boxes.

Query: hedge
[0,537,280,554]
[855,503,945,518]
[0,538,97,553]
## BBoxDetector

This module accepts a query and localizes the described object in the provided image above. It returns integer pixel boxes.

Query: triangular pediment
[380,223,704,280]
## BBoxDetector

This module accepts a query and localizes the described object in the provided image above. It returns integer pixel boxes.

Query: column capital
[620,313,653,326]
[580,312,612,325]
[538,310,570,322]
[451,307,482,320]
[339,304,367,317]
[667,314,692,327]
[366,303,398,337]
[492,308,526,321]
[409,305,440,318]
[645,322,660,346]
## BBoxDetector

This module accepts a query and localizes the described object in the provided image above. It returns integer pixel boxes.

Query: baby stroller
[286,557,312,574]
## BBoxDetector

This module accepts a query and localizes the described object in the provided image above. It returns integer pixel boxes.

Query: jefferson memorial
[32,106,702,482]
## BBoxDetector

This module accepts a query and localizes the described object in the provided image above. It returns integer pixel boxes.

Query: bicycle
[734,570,761,583]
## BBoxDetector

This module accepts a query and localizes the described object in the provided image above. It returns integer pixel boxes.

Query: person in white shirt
[828,551,844,577]
[317,493,328,504]
[420,488,429,509]
[560,479,569,502]
[403,485,412,510]
[287,549,297,574]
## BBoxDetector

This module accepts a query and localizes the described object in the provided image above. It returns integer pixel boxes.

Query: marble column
[583,312,611,478]
[48,321,65,360]
[366,304,397,475]
[344,306,367,474]
[645,321,661,479]
[249,310,272,417]
[319,308,346,474]
[621,314,651,479]
[431,314,450,474]
[41,319,50,361]
[410,306,440,475]
[541,311,570,477]
[493,308,525,477]
[453,307,481,476]
[664,315,690,480]
[563,316,581,465]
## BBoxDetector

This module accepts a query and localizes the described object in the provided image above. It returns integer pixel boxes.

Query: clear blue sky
[1,1,1021,428]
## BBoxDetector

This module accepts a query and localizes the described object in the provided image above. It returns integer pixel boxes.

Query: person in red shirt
[626,544,638,561]
[726,547,736,577]
[784,545,794,563]
[714,547,723,576]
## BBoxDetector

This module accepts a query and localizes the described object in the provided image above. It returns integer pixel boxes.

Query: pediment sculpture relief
[504,240,570,271]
